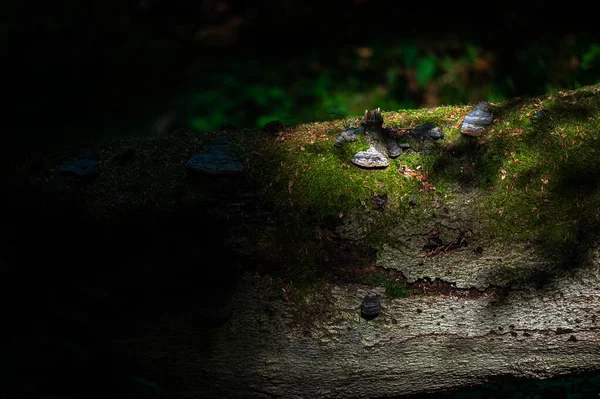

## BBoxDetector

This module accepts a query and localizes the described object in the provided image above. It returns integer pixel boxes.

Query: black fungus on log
[361,292,381,320]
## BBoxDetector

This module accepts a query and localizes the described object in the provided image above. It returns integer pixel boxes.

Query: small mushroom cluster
[334,108,445,169]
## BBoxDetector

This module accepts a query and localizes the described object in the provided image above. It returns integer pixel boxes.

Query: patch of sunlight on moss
[291,137,379,217]
[476,83,600,244]
[239,82,600,251]
[400,151,437,171]
[382,105,463,130]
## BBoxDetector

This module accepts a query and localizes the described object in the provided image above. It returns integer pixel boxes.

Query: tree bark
[134,192,600,399]
[137,271,600,398]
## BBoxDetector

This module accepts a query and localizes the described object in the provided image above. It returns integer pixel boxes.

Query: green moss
[232,85,595,255]
[359,271,412,298]
[243,128,445,227]
[470,85,600,248]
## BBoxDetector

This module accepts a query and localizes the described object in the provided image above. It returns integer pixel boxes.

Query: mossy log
[5,84,600,398]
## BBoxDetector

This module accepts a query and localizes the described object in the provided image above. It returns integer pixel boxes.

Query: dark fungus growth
[361,292,381,320]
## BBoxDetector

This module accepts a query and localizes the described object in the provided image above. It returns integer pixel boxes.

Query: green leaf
[416,57,436,87]
[386,68,397,88]
[466,44,479,62]
[582,43,600,70]
[401,43,418,67]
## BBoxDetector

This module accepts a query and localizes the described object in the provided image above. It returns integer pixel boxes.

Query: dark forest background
[5,0,600,158]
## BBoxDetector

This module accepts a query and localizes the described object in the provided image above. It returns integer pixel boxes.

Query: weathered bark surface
[135,190,600,398]
[337,191,598,291]
[138,273,600,399]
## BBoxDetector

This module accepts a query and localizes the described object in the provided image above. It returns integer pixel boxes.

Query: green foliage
[416,56,436,87]
[582,43,600,70]
[401,43,419,67]
[146,38,600,137]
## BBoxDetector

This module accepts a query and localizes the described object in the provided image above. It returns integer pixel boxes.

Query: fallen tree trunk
[137,247,600,398]
[134,178,600,398]
[6,84,600,398]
